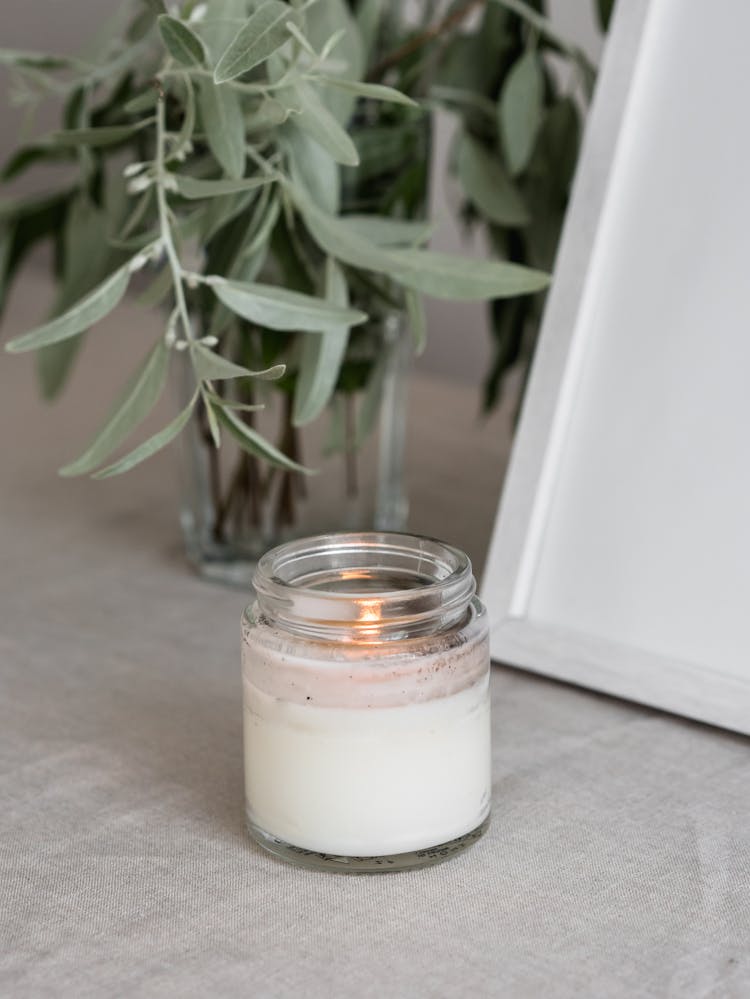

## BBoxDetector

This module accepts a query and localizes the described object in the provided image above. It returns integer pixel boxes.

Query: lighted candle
[242,533,491,873]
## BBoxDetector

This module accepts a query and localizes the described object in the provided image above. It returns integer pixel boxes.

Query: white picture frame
[481,0,750,735]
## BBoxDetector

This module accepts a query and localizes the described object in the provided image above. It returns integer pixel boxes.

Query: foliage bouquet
[0,0,576,580]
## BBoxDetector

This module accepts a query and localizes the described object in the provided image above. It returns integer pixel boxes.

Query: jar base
[246,813,490,874]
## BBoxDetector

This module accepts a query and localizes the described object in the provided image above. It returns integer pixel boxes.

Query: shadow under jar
[242,532,492,873]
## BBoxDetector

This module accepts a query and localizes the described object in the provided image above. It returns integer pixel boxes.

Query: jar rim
[250,531,476,641]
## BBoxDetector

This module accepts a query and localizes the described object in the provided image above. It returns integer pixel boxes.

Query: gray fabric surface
[1,274,749,997]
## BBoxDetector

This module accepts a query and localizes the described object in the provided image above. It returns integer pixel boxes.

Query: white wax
[243,674,491,856]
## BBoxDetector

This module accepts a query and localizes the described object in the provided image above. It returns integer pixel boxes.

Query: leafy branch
[1,0,563,491]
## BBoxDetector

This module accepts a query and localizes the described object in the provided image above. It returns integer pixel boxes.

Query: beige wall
[0,1,603,383]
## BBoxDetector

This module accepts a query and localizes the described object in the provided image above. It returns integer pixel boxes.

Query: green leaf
[208,259,263,338]
[246,97,290,133]
[304,0,363,124]
[214,405,313,473]
[282,124,340,215]
[59,341,170,476]
[54,196,110,315]
[538,97,581,198]
[0,192,68,298]
[204,392,221,447]
[198,189,245,244]
[171,173,272,200]
[430,85,497,120]
[498,49,544,176]
[203,389,264,412]
[191,341,284,381]
[458,134,529,227]
[158,14,207,67]
[270,209,315,295]
[199,78,245,178]
[124,88,159,114]
[287,82,359,166]
[286,21,316,58]
[520,99,580,270]
[213,0,297,83]
[405,288,426,355]
[289,182,395,272]
[0,48,76,70]
[316,76,417,108]
[50,122,152,148]
[210,277,367,332]
[37,195,110,400]
[202,186,268,289]
[293,258,350,426]
[433,32,481,91]
[116,184,154,244]
[93,396,197,478]
[385,249,549,301]
[290,177,543,305]
[483,295,527,411]
[191,0,247,60]
[6,265,130,353]
[341,215,431,247]
[596,0,615,31]
[2,144,74,182]
[239,192,281,260]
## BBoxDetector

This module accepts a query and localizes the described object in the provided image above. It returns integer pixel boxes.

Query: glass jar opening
[251,532,476,641]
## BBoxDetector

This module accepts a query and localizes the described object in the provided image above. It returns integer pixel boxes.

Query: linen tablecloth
[1,273,749,997]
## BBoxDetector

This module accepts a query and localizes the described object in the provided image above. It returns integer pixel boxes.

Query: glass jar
[242,532,492,873]
[179,314,410,587]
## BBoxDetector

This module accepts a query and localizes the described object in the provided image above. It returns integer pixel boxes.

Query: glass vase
[179,314,410,586]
